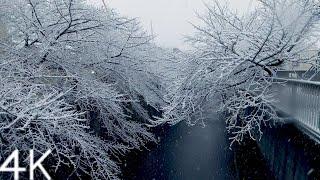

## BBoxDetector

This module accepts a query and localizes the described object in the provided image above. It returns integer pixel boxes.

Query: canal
[121,114,273,180]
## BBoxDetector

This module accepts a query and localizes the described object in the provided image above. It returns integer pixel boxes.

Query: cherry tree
[160,0,320,145]
[0,0,167,179]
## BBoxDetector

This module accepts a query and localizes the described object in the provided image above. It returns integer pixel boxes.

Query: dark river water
[121,115,274,180]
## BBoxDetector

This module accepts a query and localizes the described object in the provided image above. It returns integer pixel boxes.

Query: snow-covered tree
[160,0,320,145]
[0,0,168,179]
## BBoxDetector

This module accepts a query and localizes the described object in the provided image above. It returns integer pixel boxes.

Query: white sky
[88,0,256,49]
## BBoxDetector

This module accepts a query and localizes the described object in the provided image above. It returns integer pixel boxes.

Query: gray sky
[89,0,256,49]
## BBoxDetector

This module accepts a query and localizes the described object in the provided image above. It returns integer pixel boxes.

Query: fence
[272,78,320,139]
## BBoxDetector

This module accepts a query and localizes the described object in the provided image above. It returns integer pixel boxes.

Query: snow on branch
[161,0,320,145]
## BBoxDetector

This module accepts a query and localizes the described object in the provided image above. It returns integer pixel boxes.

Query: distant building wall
[282,49,319,71]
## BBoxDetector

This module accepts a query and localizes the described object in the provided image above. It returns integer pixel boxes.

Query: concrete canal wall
[257,123,320,180]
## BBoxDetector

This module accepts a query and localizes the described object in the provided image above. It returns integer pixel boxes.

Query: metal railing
[272,78,320,138]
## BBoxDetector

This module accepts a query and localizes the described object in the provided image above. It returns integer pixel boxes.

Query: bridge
[122,74,320,180]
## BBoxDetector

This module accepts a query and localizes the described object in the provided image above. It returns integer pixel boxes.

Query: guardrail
[272,78,320,139]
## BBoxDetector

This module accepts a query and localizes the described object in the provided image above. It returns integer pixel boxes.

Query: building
[277,48,320,81]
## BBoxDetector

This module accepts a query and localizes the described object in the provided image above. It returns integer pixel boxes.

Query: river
[122,115,274,180]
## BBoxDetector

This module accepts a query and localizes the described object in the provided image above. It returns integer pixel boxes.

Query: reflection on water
[122,118,273,180]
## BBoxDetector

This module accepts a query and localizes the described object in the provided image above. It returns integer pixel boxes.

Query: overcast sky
[89,0,256,49]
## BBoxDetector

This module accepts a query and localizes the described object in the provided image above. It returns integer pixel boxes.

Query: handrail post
[289,83,297,115]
